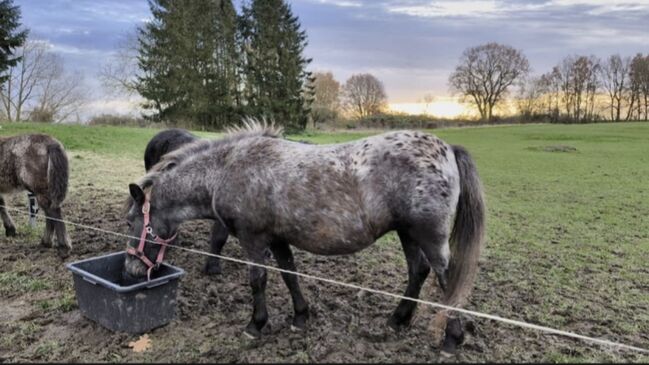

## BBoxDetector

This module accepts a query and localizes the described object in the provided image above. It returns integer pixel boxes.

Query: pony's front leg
[242,237,270,339]
[203,222,228,275]
[0,195,16,237]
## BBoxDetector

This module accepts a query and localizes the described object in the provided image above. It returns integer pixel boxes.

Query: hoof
[291,310,309,331]
[56,246,71,259]
[244,323,262,339]
[441,317,464,356]
[440,350,455,358]
[387,313,411,332]
[203,260,222,276]
[40,239,52,248]
[5,226,16,237]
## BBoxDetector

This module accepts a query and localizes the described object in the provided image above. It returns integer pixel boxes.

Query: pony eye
[126,221,132,228]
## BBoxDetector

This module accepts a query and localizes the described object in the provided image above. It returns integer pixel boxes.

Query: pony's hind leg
[269,241,309,331]
[0,195,16,237]
[50,206,71,257]
[387,229,431,330]
[408,222,465,355]
[40,216,55,248]
[40,201,71,257]
[203,222,228,275]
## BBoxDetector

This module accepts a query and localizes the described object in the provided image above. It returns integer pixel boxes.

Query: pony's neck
[151,169,216,224]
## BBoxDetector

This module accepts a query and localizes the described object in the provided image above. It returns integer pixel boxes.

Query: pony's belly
[288,229,375,255]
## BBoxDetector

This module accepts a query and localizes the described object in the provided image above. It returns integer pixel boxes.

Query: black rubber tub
[66,251,185,334]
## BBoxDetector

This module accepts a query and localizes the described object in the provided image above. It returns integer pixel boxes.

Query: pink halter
[126,193,177,281]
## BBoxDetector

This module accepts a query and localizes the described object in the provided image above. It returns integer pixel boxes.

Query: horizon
[13,0,649,119]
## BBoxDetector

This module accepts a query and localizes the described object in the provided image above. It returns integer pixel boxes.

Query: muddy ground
[1,140,648,363]
[1,185,646,363]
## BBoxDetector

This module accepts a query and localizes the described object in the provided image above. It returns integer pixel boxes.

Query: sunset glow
[388,97,472,118]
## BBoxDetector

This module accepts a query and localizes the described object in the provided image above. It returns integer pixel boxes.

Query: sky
[15,0,649,117]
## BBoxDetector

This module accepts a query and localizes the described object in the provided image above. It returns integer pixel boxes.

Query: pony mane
[136,118,282,192]
[225,117,283,139]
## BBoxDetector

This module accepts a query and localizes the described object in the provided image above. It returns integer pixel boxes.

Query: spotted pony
[123,121,485,354]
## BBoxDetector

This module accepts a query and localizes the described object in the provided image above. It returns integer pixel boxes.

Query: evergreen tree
[240,0,312,132]
[0,0,27,88]
[136,0,239,128]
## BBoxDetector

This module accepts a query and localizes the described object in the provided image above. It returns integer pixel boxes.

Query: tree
[29,55,87,123]
[599,54,630,122]
[0,39,86,123]
[310,71,340,127]
[239,0,313,132]
[553,55,601,122]
[0,0,27,89]
[99,31,139,96]
[342,73,387,119]
[136,0,240,129]
[516,76,545,118]
[421,93,435,114]
[0,40,52,121]
[627,54,649,121]
[449,42,529,121]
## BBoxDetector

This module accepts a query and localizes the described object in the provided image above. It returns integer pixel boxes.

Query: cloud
[387,1,501,18]
[383,0,649,19]
[312,0,363,7]
[13,0,649,111]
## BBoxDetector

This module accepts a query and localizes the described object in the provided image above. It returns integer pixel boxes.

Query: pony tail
[47,143,69,206]
[444,145,486,307]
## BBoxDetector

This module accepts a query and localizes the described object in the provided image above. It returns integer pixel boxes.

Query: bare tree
[629,54,649,121]
[99,31,139,96]
[0,40,54,121]
[29,54,87,123]
[310,71,340,127]
[421,93,435,114]
[449,42,529,121]
[643,55,649,121]
[553,55,601,122]
[342,73,387,119]
[516,76,546,118]
[0,39,87,123]
[599,54,630,121]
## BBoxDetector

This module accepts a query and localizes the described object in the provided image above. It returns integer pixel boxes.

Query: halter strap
[126,192,177,281]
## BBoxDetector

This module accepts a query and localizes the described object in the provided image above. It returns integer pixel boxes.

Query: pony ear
[129,184,145,206]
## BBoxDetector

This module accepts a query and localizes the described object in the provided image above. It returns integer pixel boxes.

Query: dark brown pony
[0,134,71,257]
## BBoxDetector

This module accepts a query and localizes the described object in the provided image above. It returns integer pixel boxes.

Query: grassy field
[0,121,648,362]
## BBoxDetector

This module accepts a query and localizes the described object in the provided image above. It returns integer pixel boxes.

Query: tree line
[104,0,313,132]
[449,42,649,123]
[2,0,647,128]
[102,0,392,131]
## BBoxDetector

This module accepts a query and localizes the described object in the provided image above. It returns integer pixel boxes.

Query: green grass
[0,272,51,295]
[1,121,648,362]
[0,122,221,159]
[37,294,77,313]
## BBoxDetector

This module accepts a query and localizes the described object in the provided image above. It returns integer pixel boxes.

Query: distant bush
[88,114,151,127]
[344,112,613,130]
[351,113,509,129]
[28,108,55,123]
